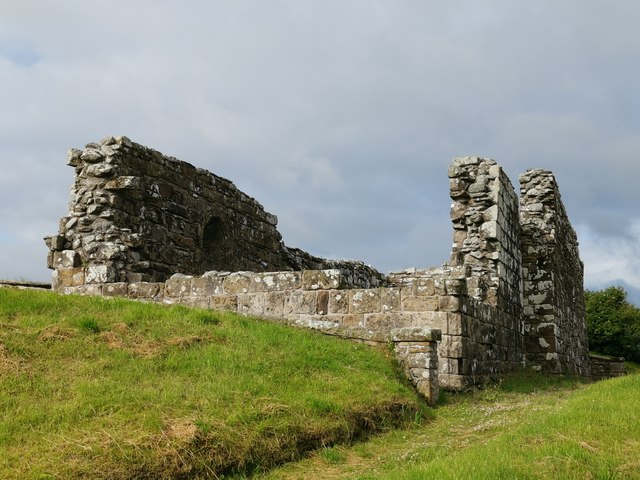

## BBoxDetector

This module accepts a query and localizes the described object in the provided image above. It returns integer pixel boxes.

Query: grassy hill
[2,288,639,480]
[258,368,640,480]
[0,288,424,479]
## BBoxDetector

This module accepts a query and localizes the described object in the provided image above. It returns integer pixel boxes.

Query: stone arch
[201,216,233,272]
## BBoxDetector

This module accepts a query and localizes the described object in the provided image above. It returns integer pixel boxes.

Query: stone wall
[45,137,593,394]
[45,136,385,287]
[520,170,591,376]
[589,354,626,381]
[448,157,523,314]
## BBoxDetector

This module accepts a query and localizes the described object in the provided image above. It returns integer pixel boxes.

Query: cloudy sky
[2,1,640,303]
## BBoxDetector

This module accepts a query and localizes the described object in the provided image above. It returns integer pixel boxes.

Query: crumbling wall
[45,136,385,288]
[448,157,523,313]
[444,157,525,385]
[520,170,590,376]
[45,137,593,392]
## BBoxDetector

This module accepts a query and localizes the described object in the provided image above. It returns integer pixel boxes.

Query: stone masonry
[44,136,385,287]
[46,139,592,398]
[520,170,590,376]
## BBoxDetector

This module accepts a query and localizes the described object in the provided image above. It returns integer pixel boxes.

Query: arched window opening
[201,217,231,272]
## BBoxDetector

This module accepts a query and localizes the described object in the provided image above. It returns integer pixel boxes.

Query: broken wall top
[45,136,385,286]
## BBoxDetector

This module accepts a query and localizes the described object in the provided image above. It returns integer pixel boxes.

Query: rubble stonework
[448,157,523,313]
[520,170,591,376]
[46,139,593,397]
[44,136,385,287]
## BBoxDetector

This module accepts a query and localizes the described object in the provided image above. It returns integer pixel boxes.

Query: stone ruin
[45,136,593,402]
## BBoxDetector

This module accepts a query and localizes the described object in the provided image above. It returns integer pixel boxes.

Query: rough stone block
[414,277,436,296]
[165,275,193,297]
[125,272,145,283]
[447,314,469,336]
[53,250,81,268]
[340,314,365,327]
[444,278,466,295]
[128,282,164,299]
[380,288,401,312]
[104,176,141,190]
[253,272,301,291]
[364,313,402,331]
[210,295,238,312]
[85,265,116,284]
[265,291,287,317]
[191,275,225,296]
[439,373,471,391]
[441,335,464,357]
[438,295,461,312]
[284,291,317,315]
[328,291,349,314]
[222,272,252,294]
[433,278,447,295]
[350,289,381,314]
[316,290,329,315]
[180,296,210,308]
[302,269,343,290]
[103,283,128,297]
[237,293,267,316]
[46,234,66,251]
[390,327,442,343]
[402,295,439,312]
[414,311,449,333]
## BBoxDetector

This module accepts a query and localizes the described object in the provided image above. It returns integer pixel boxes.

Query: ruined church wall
[45,136,385,288]
[520,170,590,376]
[45,137,593,392]
[445,157,525,381]
[390,267,523,388]
[448,157,523,315]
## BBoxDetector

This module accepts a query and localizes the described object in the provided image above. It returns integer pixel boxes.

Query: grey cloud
[1,1,640,304]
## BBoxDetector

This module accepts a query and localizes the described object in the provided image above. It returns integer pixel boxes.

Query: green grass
[0,288,424,479]
[4,288,639,480]
[259,371,640,480]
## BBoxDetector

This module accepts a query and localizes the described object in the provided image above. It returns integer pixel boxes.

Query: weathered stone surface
[302,269,343,290]
[191,275,225,296]
[165,274,193,298]
[46,139,592,396]
[128,282,164,299]
[85,265,116,284]
[53,250,80,269]
[520,170,591,376]
[393,334,440,406]
[103,283,128,297]
[47,138,386,287]
[328,291,349,314]
[210,295,238,311]
[402,296,439,312]
[52,267,85,288]
[589,354,626,380]
[350,289,381,314]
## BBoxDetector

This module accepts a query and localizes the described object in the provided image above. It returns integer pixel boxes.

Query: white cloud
[579,222,640,292]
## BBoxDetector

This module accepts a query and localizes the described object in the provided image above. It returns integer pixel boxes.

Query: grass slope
[0,288,425,479]
[259,372,640,480]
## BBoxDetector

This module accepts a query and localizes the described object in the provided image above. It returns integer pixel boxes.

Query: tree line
[585,286,640,362]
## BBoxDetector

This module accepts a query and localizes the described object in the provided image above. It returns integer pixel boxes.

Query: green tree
[585,286,640,362]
